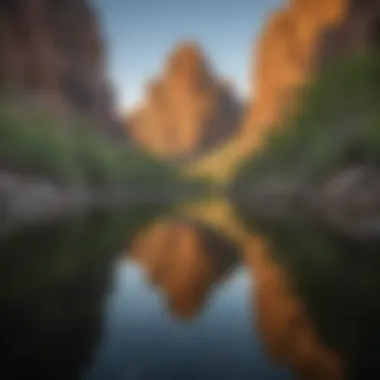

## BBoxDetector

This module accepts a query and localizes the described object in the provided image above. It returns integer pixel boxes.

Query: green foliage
[0,102,80,183]
[0,99,179,187]
[234,53,380,186]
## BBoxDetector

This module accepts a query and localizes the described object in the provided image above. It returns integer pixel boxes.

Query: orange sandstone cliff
[126,42,242,159]
[317,0,380,68]
[187,0,348,181]
[243,0,347,144]
[0,0,124,139]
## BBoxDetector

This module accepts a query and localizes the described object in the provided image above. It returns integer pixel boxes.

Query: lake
[1,200,380,379]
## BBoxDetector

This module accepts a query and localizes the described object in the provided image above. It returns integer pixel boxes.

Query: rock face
[0,0,123,138]
[185,0,349,183]
[317,0,380,68]
[243,0,347,143]
[127,42,242,160]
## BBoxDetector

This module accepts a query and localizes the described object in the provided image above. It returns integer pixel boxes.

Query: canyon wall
[243,0,347,143]
[186,0,349,182]
[0,0,124,139]
[317,0,380,68]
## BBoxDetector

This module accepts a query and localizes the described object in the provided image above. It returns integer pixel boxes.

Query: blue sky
[93,0,284,112]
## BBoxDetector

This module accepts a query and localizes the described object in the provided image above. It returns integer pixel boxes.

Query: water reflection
[243,235,343,380]
[129,218,239,319]
[0,221,112,379]
[238,210,380,380]
[0,199,310,380]
[1,196,379,380]
[0,204,169,380]
[87,211,290,380]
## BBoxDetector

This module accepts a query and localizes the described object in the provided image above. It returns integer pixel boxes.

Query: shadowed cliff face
[130,218,239,319]
[0,0,124,138]
[318,0,380,68]
[127,42,242,159]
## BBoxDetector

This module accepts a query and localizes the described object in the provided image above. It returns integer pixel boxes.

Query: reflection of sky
[85,259,292,380]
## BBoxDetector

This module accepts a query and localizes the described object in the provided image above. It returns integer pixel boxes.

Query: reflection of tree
[130,218,239,320]
[0,204,167,379]
[239,209,380,380]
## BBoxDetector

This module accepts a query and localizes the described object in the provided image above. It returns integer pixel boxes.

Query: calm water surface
[0,202,292,380]
[85,262,288,380]
[2,200,380,379]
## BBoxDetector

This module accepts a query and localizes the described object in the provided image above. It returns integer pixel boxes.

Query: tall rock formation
[317,0,380,68]
[127,42,242,160]
[186,0,348,182]
[0,0,124,139]
[243,0,347,143]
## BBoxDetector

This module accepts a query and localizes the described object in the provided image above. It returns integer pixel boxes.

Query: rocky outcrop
[245,0,380,141]
[243,0,347,143]
[185,0,348,183]
[317,0,380,68]
[0,0,124,138]
[126,42,242,159]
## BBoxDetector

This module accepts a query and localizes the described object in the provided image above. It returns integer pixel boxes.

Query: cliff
[126,42,242,160]
[0,0,124,139]
[244,0,347,140]
[232,1,380,378]
[317,0,380,68]
[186,0,347,183]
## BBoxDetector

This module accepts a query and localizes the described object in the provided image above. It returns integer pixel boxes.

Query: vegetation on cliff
[183,0,346,186]
[233,53,380,187]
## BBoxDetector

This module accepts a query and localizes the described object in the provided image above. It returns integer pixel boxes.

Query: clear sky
[93,0,284,113]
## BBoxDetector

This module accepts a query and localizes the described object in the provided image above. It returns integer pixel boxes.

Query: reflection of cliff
[130,218,239,319]
[244,235,344,380]
[178,199,249,245]
[0,267,110,380]
[239,208,380,380]
[0,207,161,380]
[126,42,242,159]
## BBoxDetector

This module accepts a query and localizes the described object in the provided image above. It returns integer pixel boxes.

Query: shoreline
[229,165,380,239]
[0,171,201,239]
